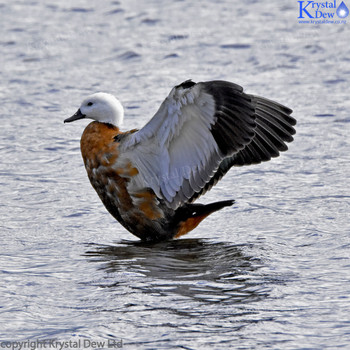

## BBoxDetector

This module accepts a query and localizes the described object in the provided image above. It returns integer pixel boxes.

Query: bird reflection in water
[84,239,271,305]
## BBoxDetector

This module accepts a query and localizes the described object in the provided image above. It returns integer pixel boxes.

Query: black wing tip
[176,79,245,93]
[176,79,196,89]
[202,81,256,156]
[202,80,244,94]
[253,95,295,118]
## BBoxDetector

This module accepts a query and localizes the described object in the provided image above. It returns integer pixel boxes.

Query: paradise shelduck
[64,80,296,242]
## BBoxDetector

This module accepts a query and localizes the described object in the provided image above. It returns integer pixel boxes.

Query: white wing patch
[119,83,225,209]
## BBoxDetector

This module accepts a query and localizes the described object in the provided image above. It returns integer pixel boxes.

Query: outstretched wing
[189,94,296,202]
[120,80,295,209]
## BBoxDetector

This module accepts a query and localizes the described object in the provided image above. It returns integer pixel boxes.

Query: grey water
[1,0,350,349]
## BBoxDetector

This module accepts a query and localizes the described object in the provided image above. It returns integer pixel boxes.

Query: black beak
[64,109,86,123]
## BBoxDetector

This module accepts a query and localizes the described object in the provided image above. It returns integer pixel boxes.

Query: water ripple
[84,239,270,305]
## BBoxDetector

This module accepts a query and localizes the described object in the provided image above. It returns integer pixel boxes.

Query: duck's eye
[87,102,93,106]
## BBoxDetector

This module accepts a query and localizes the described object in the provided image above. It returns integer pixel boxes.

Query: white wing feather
[120,83,223,209]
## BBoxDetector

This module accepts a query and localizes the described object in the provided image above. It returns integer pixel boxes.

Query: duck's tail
[173,199,235,238]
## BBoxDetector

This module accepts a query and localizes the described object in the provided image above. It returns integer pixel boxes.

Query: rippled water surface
[1,0,350,349]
